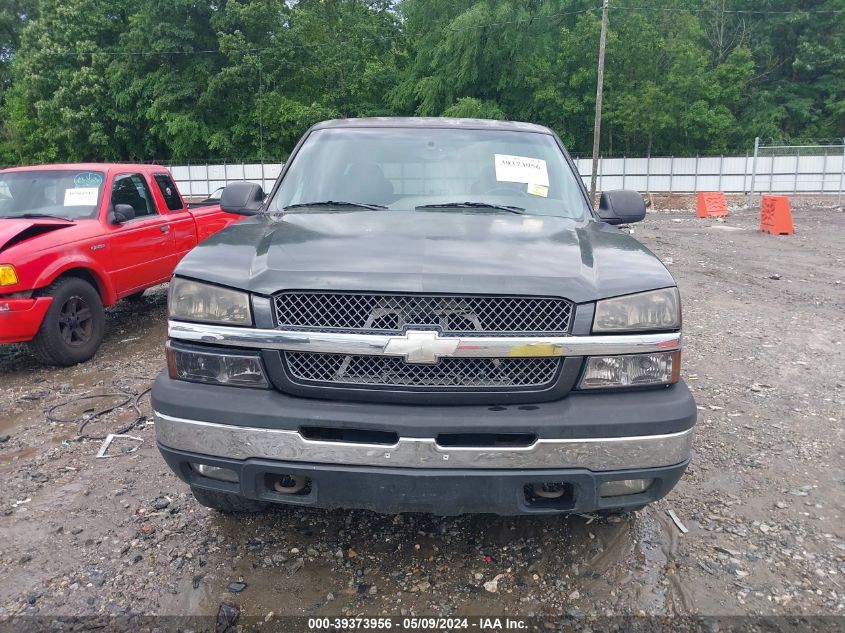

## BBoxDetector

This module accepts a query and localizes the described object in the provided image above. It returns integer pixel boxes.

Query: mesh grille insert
[284,353,560,389]
[273,293,573,336]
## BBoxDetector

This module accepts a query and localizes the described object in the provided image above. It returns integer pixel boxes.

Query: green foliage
[0,0,842,164]
[442,97,505,119]
[0,0,37,96]
[2,0,127,163]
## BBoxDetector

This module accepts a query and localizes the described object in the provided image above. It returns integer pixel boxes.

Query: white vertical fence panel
[225,164,246,179]
[623,175,648,191]
[207,165,226,180]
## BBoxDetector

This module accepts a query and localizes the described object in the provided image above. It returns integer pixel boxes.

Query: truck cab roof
[312,117,555,135]
[0,163,169,174]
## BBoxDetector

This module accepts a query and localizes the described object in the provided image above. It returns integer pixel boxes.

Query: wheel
[190,486,269,513]
[30,277,105,366]
[125,290,146,303]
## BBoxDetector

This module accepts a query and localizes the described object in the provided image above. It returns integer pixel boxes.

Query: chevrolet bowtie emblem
[382,330,460,364]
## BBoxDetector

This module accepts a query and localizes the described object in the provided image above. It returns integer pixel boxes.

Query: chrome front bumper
[154,411,694,471]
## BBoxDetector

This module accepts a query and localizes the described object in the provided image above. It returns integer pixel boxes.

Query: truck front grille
[284,353,561,390]
[273,292,573,336]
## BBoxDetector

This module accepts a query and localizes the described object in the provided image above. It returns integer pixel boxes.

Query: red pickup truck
[0,163,242,365]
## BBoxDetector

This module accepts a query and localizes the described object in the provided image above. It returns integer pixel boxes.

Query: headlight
[166,343,269,388]
[0,265,19,287]
[579,351,680,389]
[168,277,251,325]
[593,288,680,333]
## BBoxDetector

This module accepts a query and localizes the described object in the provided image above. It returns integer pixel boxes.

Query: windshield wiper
[415,201,525,215]
[283,201,387,212]
[2,213,75,222]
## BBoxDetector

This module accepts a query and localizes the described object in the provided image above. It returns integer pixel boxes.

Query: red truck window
[112,174,157,218]
[153,174,185,211]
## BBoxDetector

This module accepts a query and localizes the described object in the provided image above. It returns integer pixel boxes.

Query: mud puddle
[157,508,693,620]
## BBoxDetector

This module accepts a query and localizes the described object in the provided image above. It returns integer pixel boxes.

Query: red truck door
[150,172,198,264]
[151,172,241,259]
[103,172,174,296]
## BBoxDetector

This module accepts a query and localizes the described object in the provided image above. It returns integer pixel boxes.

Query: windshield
[0,170,105,220]
[270,127,590,219]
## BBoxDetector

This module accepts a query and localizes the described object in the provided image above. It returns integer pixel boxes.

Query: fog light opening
[599,478,654,498]
[524,482,574,509]
[268,474,311,495]
[190,462,239,483]
[532,482,567,499]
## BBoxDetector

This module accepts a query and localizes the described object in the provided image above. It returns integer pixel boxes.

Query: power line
[611,5,845,15]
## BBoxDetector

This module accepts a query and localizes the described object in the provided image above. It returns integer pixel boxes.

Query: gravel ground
[1,205,843,628]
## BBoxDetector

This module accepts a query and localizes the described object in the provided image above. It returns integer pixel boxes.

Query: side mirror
[596,190,647,225]
[220,182,265,216]
[110,203,136,224]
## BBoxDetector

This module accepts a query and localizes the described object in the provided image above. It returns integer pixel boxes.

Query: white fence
[171,149,845,199]
[169,163,283,198]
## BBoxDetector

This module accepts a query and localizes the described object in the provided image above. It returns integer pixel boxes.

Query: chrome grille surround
[284,352,561,390]
[272,292,573,337]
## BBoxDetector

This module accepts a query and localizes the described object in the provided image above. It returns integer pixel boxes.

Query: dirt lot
[1,206,843,629]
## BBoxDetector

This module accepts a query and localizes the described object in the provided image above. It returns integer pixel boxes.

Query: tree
[206,0,402,160]
[0,0,37,99]
[1,0,842,163]
[442,96,505,119]
[2,0,128,162]
[0,0,37,162]
[107,0,224,161]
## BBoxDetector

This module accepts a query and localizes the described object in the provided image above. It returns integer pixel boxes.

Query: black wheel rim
[58,295,94,347]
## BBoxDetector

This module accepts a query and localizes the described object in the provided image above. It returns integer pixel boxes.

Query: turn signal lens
[579,350,680,389]
[191,463,239,483]
[599,478,653,497]
[0,265,19,287]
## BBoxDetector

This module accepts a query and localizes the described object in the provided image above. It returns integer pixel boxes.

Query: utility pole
[590,0,609,202]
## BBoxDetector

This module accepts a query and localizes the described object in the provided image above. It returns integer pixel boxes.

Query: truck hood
[174,211,675,303]
[0,219,75,254]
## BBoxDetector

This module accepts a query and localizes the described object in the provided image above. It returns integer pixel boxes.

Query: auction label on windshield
[63,187,99,206]
[494,154,549,187]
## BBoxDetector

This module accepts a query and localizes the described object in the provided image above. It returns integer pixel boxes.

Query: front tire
[30,277,105,366]
[190,486,269,513]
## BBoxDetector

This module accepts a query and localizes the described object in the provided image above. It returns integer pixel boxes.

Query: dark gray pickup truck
[151,117,696,516]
